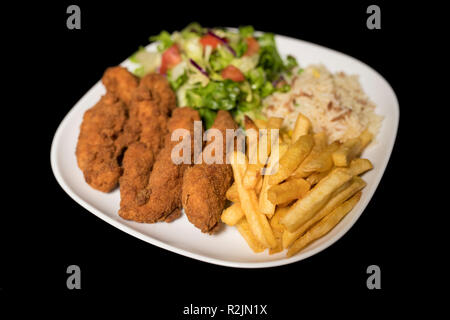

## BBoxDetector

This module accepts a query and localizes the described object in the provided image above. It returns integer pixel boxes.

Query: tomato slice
[160,44,182,75]
[199,34,222,49]
[244,37,260,56]
[221,65,245,82]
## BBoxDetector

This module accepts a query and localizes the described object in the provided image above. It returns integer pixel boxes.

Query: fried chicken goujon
[119,73,177,216]
[76,67,138,192]
[182,110,238,233]
[120,107,200,223]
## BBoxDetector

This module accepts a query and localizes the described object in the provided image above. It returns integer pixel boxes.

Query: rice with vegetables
[263,65,382,143]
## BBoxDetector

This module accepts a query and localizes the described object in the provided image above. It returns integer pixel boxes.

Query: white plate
[50,33,399,268]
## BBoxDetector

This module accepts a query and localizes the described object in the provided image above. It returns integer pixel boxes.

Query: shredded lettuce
[257,33,285,81]
[168,62,188,90]
[230,55,259,73]
[209,46,234,72]
[130,47,161,76]
[134,23,299,127]
[149,31,173,52]
[186,80,241,111]
[239,25,255,37]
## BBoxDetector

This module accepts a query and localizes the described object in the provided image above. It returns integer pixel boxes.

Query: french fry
[287,192,362,257]
[243,166,261,189]
[291,113,311,142]
[348,158,373,176]
[270,207,290,233]
[280,168,353,232]
[255,176,263,195]
[267,178,310,205]
[259,143,289,216]
[254,119,268,129]
[221,203,245,226]
[291,133,329,178]
[282,176,366,248]
[306,169,331,186]
[269,207,290,255]
[236,218,266,253]
[277,200,295,208]
[244,117,284,189]
[230,151,276,248]
[225,183,239,203]
[297,141,339,176]
[280,130,291,145]
[267,117,284,130]
[269,240,283,255]
[243,127,272,189]
[332,138,361,167]
[268,134,314,185]
[358,129,373,153]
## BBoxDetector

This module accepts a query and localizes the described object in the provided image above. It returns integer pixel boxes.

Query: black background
[2,0,431,314]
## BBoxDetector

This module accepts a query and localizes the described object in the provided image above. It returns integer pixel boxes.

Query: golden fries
[282,176,366,248]
[291,113,311,142]
[267,117,284,130]
[281,168,353,232]
[230,152,277,248]
[225,183,239,203]
[270,207,290,233]
[221,111,375,258]
[296,141,339,177]
[332,138,361,167]
[268,134,314,185]
[348,158,373,176]
[358,129,373,152]
[254,119,268,129]
[306,170,331,186]
[269,207,290,254]
[267,178,310,205]
[291,133,331,178]
[287,192,362,257]
[221,203,245,226]
[236,218,266,253]
[255,176,263,195]
[259,143,289,216]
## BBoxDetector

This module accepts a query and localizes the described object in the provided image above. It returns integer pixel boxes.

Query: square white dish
[50,33,399,268]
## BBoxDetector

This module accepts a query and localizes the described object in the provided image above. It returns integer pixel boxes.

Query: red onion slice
[207,30,236,56]
[189,58,209,77]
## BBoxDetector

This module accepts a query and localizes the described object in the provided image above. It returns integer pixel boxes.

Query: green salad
[130,23,298,128]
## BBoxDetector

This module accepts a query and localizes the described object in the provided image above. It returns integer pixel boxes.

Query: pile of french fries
[221,113,374,257]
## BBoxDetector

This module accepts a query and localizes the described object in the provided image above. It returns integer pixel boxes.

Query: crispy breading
[119,107,200,223]
[182,110,238,233]
[102,66,139,106]
[76,66,139,192]
[76,93,128,192]
[119,73,177,215]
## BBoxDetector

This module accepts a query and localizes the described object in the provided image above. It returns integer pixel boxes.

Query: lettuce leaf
[149,31,173,52]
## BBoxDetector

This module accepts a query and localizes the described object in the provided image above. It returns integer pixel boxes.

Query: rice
[262,64,382,143]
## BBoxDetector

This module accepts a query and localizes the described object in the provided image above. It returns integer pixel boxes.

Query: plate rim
[50,31,400,268]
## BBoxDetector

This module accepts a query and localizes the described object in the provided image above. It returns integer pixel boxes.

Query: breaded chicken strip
[76,67,138,192]
[182,110,238,233]
[102,66,139,106]
[119,107,200,223]
[76,93,128,192]
[119,73,177,218]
